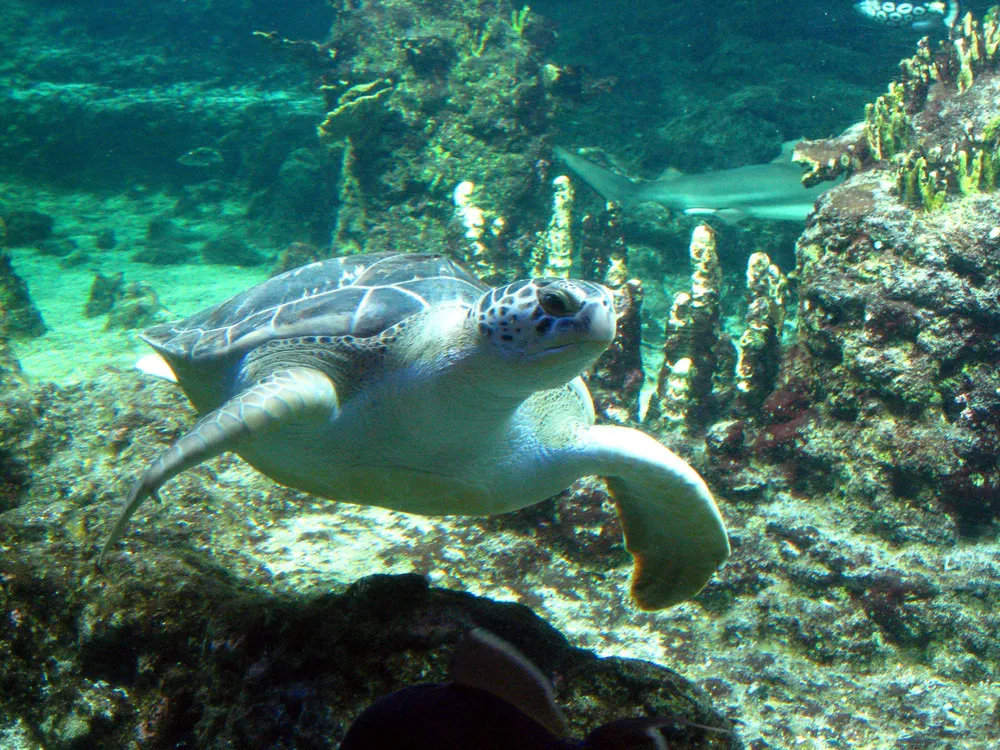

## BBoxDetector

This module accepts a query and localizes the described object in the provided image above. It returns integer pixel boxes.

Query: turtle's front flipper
[579,425,730,610]
[99,367,338,564]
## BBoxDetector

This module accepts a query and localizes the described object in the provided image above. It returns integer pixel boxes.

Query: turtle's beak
[524,292,617,358]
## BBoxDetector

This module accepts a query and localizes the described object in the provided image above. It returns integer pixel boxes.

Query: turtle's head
[470,278,616,389]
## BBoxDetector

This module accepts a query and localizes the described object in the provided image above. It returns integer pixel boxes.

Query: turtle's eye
[539,288,581,317]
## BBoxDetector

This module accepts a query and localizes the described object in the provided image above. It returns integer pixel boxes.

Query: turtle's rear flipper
[98,367,338,565]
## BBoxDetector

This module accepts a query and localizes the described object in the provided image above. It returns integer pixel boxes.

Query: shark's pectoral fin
[98,366,338,565]
[714,208,749,225]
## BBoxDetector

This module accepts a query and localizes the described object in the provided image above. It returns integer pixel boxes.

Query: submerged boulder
[0,251,46,339]
[0,552,735,748]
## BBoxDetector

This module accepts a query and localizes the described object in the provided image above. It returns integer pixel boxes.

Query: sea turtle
[100,252,729,609]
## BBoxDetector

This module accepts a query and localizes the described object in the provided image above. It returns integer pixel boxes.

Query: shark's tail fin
[554,146,640,208]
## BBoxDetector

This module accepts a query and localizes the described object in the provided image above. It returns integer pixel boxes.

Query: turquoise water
[4,1,1000,748]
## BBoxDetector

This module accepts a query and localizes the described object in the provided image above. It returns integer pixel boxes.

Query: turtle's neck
[396,306,533,424]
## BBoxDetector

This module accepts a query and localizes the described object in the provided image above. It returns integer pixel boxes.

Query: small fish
[853,1,960,30]
[177,146,224,167]
[340,628,726,750]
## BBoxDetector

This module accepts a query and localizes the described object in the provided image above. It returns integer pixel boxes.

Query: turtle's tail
[98,367,339,566]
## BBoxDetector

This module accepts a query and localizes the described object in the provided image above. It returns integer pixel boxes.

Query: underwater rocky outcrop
[664,11,1000,745]
[760,8,1000,527]
[647,8,1000,531]
[641,224,788,432]
[267,0,590,268]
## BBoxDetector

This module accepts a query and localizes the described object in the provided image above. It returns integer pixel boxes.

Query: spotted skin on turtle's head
[471,278,615,357]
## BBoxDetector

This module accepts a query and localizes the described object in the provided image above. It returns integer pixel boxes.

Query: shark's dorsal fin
[772,140,802,164]
[658,166,684,181]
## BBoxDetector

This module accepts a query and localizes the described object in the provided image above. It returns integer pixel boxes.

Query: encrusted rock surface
[2,348,1000,747]
[788,175,1000,527]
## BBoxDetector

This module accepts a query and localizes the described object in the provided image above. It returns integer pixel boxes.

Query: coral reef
[329,139,369,253]
[585,279,645,425]
[787,170,1000,525]
[580,202,629,289]
[662,6,1000,510]
[648,225,724,428]
[653,11,1000,745]
[452,179,502,281]
[262,0,578,261]
[793,122,867,188]
[317,79,395,146]
[644,224,790,431]
[531,175,575,278]
[734,252,788,410]
[800,8,1000,213]
[765,6,1000,529]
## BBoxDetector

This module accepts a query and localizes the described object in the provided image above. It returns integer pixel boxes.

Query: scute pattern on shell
[145,252,487,363]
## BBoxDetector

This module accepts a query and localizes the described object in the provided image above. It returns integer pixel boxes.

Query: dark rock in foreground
[0,559,735,749]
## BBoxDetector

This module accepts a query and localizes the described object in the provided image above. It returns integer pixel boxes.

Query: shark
[554,142,836,224]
